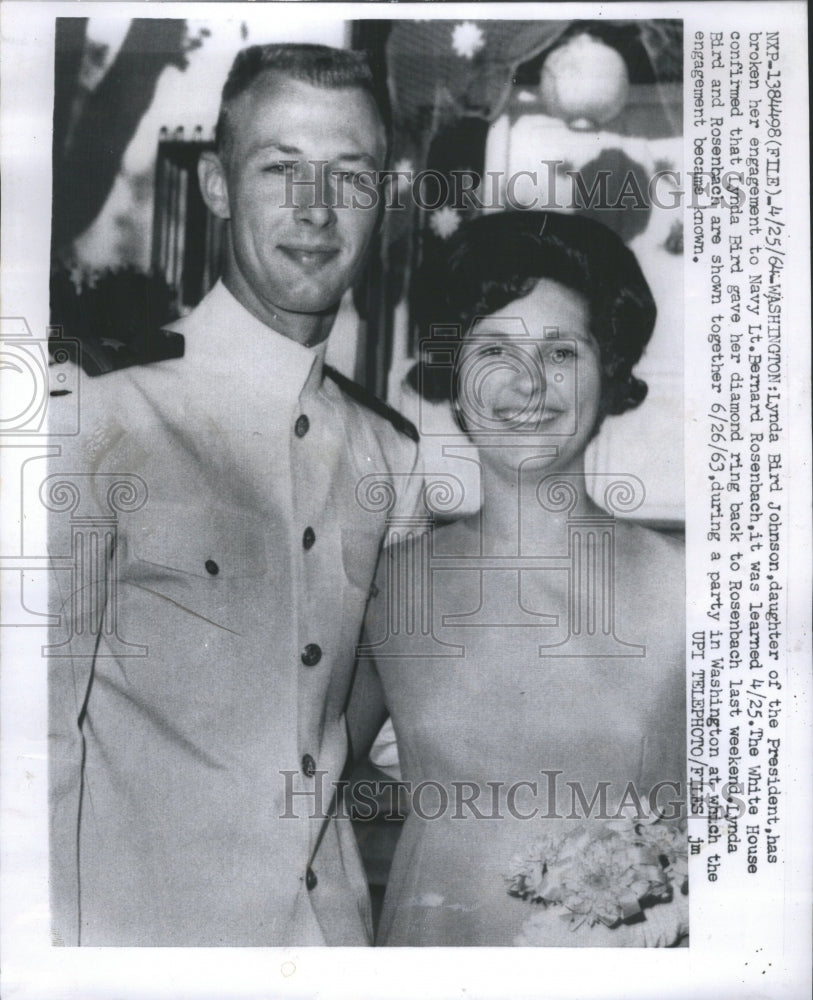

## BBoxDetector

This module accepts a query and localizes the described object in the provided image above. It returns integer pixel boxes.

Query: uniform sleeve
[386,432,424,533]
[46,374,128,944]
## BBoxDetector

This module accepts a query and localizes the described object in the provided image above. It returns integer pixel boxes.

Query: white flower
[428,206,461,240]
[451,22,485,60]
[68,265,85,293]
[392,158,414,188]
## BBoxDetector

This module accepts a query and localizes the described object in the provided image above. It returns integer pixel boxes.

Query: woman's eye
[549,347,576,364]
[477,344,505,358]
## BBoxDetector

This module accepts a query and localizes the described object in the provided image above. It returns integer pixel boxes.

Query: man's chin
[276,295,344,318]
[272,279,349,317]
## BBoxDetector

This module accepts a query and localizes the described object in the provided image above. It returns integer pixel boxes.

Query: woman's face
[454,278,602,475]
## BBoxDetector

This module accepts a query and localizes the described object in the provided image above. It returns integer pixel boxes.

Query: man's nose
[293,200,336,228]
[291,164,336,227]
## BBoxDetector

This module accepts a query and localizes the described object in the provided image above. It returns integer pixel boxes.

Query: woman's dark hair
[411,210,657,426]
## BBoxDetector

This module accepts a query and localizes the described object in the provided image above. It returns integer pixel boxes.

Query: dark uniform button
[302,526,316,550]
[301,753,316,777]
[305,866,317,891]
[294,414,310,438]
[205,559,219,576]
[301,643,322,667]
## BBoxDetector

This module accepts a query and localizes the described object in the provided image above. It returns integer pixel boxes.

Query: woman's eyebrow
[468,327,588,342]
[539,330,590,342]
[468,326,522,340]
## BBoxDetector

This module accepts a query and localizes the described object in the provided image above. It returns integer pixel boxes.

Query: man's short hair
[214,43,389,159]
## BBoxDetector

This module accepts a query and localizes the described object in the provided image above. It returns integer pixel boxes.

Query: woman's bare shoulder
[614,520,685,615]
[617,519,684,568]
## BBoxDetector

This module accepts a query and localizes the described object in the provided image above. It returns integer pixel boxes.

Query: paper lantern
[539,34,630,130]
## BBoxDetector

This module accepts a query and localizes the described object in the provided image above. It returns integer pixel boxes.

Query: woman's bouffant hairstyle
[411,210,657,427]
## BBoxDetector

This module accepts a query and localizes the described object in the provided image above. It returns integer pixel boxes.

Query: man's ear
[198,151,231,220]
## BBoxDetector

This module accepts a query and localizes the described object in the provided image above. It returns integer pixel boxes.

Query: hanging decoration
[539,33,630,130]
[365,18,683,380]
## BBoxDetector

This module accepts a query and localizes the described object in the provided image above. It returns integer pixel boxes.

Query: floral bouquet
[506,819,688,942]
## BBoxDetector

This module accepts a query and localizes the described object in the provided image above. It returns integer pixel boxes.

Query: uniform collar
[173,280,328,403]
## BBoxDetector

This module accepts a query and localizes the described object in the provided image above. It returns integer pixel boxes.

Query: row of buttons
[297,422,316,571]
[297,409,319,894]
[297,416,320,670]
[201,412,319,896]
[301,743,317,891]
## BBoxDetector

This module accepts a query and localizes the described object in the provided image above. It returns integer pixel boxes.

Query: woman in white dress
[350,211,687,947]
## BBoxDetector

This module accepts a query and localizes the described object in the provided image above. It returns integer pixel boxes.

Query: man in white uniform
[48,43,418,946]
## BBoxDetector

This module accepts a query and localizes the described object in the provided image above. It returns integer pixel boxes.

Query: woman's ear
[198,151,231,220]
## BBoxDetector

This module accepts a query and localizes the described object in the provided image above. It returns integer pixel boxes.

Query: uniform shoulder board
[49,326,185,377]
[324,365,419,443]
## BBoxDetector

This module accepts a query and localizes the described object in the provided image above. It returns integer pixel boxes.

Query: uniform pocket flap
[128,502,268,579]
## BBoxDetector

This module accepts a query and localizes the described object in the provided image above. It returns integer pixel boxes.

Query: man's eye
[262,162,295,175]
[331,169,370,188]
[477,344,505,358]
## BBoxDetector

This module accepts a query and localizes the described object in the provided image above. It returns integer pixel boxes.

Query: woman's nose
[509,349,546,396]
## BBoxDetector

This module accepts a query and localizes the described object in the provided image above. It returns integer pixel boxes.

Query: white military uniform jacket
[48,281,419,946]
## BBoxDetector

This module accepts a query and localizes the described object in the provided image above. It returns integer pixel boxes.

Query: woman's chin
[478,443,577,477]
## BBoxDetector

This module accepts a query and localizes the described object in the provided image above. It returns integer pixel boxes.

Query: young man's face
[208,72,386,335]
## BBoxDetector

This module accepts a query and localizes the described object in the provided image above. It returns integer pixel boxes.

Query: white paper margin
[1,3,810,998]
